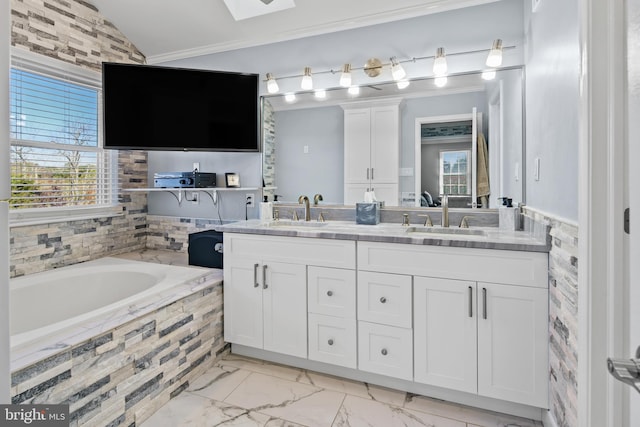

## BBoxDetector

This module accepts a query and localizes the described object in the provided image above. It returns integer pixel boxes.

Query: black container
[188,230,223,268]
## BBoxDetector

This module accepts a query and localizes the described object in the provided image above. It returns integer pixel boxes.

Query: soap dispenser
[260,195,273,223]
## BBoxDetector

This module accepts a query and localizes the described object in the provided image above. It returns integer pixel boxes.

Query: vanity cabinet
[223,234,356,359]
[342,101,401,205]
[358,241,549,408]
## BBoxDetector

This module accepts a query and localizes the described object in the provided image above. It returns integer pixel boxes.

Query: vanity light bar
[264,41,514,94]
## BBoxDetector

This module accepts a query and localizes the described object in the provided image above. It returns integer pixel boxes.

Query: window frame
[439,149,472,196]
[8,49,120,226]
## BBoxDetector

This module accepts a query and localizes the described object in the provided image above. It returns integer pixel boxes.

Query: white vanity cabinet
[342,101,401,206]
[358,241,549,408]
[223,233,356,359]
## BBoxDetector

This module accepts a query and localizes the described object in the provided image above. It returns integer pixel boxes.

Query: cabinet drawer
[308,314,357,369]
[358,321,412,380]
[357,271,412,328]
[308,267,356,318]
[224,234,356,269]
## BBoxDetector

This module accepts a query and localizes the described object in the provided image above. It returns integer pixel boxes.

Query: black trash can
[188,230,223,268]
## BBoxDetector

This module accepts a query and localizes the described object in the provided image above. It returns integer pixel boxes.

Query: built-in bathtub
[9,256,226,426]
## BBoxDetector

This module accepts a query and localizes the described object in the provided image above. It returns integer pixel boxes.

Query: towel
[476,133,490,199]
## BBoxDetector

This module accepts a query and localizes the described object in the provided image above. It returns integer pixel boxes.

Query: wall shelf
[123,187,262,206]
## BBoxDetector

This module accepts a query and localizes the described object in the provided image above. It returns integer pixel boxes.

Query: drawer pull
[328,339,334,346]
[381,348,388,356]
[327,290,333,297]
[380,297,387,304]
[254,263,259,288]
[263,265,269,289]
[468,286,473,317]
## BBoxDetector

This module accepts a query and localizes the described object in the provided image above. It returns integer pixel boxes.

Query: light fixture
[486,39,503,67]
[266,73,279,94]
[285,93,296,103]
[434,76,448,88]
[482,69,497,80]
[397,79,410,89]
[314,89,327,99]
[301,67,313,90]
[390,56,406,81]
[348,86,360,95]
[339,64,352,87]
[432,47,448,76]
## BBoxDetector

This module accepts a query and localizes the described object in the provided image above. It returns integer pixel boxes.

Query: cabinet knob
[381,348,388,356]
[328,339,334,346]
[327,290,333,297]
[380,297,387,304]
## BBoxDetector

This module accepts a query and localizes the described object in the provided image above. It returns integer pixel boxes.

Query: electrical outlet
[246,194,255,207]
[190,192,199,205]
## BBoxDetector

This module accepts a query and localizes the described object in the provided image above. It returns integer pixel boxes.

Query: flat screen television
[102,63,259,152]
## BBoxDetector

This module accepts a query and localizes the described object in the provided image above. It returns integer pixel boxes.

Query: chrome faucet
[441,195,449,227]
[298,195,311,221]
[313,193,323,205]
[418,214,433,227]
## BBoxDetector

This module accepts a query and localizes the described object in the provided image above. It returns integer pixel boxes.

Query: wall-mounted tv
[102,63,259,152]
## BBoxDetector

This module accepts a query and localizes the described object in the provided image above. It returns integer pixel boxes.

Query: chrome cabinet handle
[371,168,374,180]
[468,286,473,317]
[327,290,333,297]
[328,339,334,346]
[254,263,260,288]
[263,265,268,289]
[380,297,387,304]
[482,287,487,319]
[381,348,388,356]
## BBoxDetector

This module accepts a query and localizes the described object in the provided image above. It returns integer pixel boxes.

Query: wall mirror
[261,66,524,209]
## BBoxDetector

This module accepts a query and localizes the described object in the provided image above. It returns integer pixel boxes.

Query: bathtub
[10,257,220,354]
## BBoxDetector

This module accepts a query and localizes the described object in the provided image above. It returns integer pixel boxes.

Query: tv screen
[102,63,259,152]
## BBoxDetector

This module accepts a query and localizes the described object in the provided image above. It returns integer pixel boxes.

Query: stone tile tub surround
[10,256,226,427]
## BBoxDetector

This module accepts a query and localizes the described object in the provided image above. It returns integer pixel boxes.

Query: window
[439,150,471,196]
[9,52,116,216]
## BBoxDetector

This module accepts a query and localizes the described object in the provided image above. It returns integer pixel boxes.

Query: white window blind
[9,56,117,211]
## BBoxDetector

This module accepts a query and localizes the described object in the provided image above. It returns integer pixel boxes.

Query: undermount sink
[266,220,329,228]
[405,226,487,237]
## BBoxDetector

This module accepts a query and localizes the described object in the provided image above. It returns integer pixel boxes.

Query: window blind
[9,65,116,210]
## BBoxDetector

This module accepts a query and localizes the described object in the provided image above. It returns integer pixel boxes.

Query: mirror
[261,67,524,209]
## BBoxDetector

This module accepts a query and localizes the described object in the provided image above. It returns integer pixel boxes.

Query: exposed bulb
[301,67,313,90]
[390,56,406,81]
[266,73,279,94]
[486,39,503,67]
[339,64,352,87]
[432,47,448,76]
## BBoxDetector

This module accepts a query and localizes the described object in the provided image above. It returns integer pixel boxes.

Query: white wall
[1,0,10,404]
[524,0,580,221]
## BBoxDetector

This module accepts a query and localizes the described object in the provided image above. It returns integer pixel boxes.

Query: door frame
[578,0,628,426]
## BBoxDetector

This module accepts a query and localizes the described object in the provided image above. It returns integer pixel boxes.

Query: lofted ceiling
[89,0,500,63]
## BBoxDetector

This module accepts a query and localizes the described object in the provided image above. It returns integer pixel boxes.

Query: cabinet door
[477,282,548,408]
[344,108,371,184]
[368,182,399,207]
[344,183,371,206]
[223,258,264,349]
[370,105,399,184]
[414,277,478,394]
[262,261,308,358]
[308,266,356,318]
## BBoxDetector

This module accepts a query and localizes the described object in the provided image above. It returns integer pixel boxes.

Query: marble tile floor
[141,354,543,427]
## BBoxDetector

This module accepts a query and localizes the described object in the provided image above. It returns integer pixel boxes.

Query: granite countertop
[216,220,551,253]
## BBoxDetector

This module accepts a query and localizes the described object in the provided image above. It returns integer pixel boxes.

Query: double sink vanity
[218,209,550,419]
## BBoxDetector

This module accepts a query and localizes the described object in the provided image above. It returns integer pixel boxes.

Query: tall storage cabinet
[342,100,401,206]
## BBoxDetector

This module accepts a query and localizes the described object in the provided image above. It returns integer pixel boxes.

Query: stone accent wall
[523,207,578,427]
[9,0,149,277]
[262,100,276,201]
[11,0,144,70]
[11,280,226,427]
[146,215,221,253]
